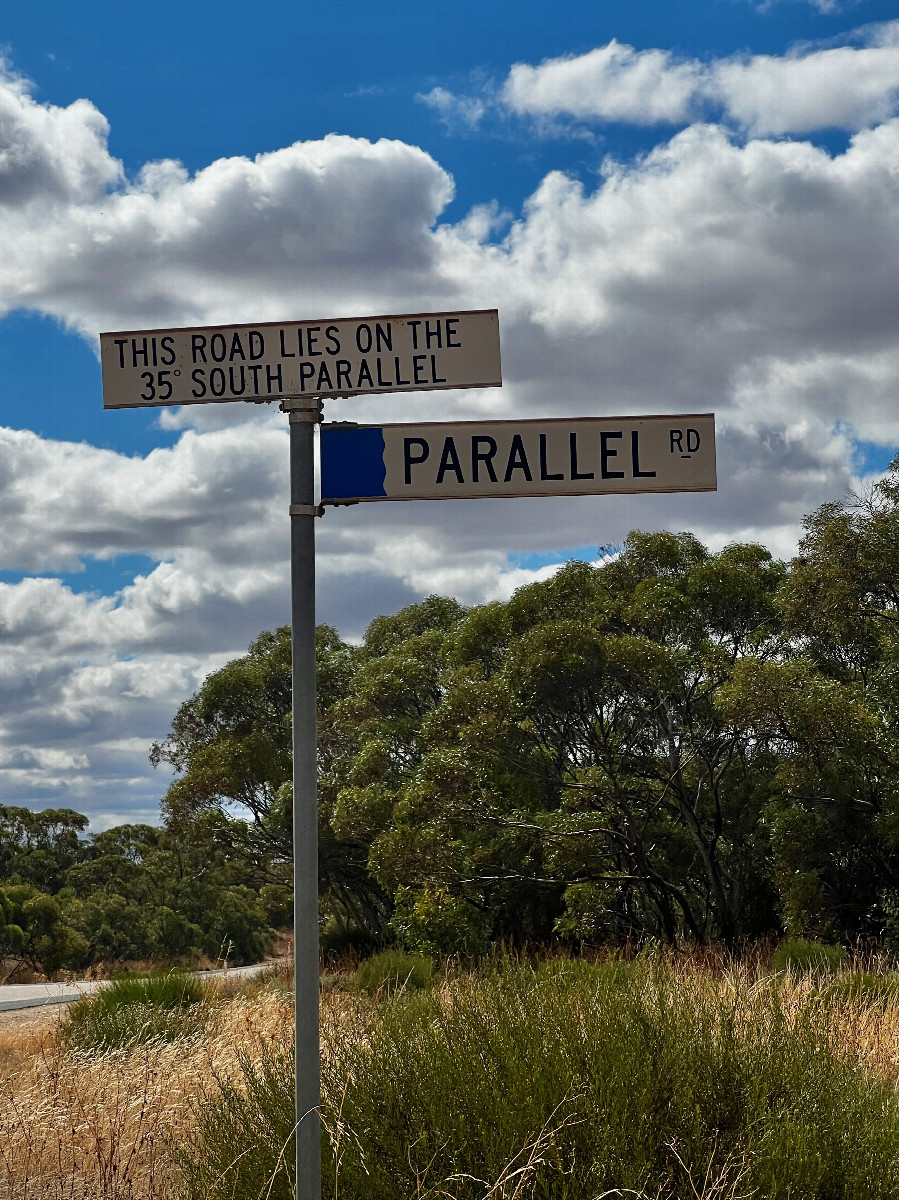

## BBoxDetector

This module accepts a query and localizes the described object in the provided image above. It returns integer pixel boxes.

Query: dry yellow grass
[824,999,899,1084]
[672,959,899,1087]
[0,989,296,1200]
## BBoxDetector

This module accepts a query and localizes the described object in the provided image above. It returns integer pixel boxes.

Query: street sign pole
[101,308,503,1200]
[283,397,322,1200]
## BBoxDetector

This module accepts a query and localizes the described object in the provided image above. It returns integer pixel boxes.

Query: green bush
[389,883,490,956]
[353,949,433,995]
[773,937,848,974]
[177,959,899,1199]
[60,970,210,1051]
[176,1045,297,1200]
[319,918,380,963]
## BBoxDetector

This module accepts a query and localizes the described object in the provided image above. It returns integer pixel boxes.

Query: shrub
[176,1046,297,1200]
[319,918,381,964]
[177,959,899,1199]
[390,883,489,956]
[60,970,210,1051]
[254,959,295,991]
[353,949,433,995]
[100,970,208,1007]
[773,937,847,974]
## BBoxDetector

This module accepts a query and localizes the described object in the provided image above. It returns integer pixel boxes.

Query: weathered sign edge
[99,307,499,339]
[321,412,716,430]
[321,483,718,505]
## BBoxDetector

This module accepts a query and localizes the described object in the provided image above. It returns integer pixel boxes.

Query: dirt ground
[0,1002,70,1034]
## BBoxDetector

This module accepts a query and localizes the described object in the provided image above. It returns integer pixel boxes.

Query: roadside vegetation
[0,975,292,1199]
[5,951,899,1198]
[59,970,211,1052]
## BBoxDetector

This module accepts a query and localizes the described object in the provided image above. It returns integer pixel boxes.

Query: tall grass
[0,989,293,1200]
[176,1044,298,1200]
[6,959,899,1198]
[177,958,899,1199]
[822,969,899,1008]
[772,938,847,975]
[353,948,434,995]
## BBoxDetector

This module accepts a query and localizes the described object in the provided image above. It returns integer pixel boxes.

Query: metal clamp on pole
[280,396,323,422]
[289,504,325,517]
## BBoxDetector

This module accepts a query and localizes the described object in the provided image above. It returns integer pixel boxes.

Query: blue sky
[1,0,899,823]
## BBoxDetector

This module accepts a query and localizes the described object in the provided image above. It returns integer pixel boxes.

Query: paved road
[0,962,276,1012]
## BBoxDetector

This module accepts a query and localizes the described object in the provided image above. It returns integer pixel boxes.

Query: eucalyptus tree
[151,623,389,935]
[326,537,787,948]
[728,462,899,941]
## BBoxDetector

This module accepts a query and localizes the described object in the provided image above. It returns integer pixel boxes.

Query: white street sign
[100,309,501,408]
[320,414,716,503]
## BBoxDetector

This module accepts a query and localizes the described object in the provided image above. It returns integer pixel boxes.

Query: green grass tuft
[353,948,433,995]
[772,937,847,975]
[60,970,210,1052]
[823,969,899,1008]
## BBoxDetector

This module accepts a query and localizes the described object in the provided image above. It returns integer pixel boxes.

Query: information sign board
[320,414,716,504]
[100,309,501,408]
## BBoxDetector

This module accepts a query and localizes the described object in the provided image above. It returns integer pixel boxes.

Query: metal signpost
[101,309,501,1200]
[101,306,716,1200]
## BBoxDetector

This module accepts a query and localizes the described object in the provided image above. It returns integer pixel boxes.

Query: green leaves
[319,532,796,949]
[153,626,294,833]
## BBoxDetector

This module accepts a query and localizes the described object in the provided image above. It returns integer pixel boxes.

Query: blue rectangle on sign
[320,426,387,502]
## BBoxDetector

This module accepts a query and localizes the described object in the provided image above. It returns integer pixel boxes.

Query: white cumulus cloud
[0,70,456,334]
[713,44,899,135]
[0,61,120,206]
[502,41,702,126]
[433,25,899,137]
